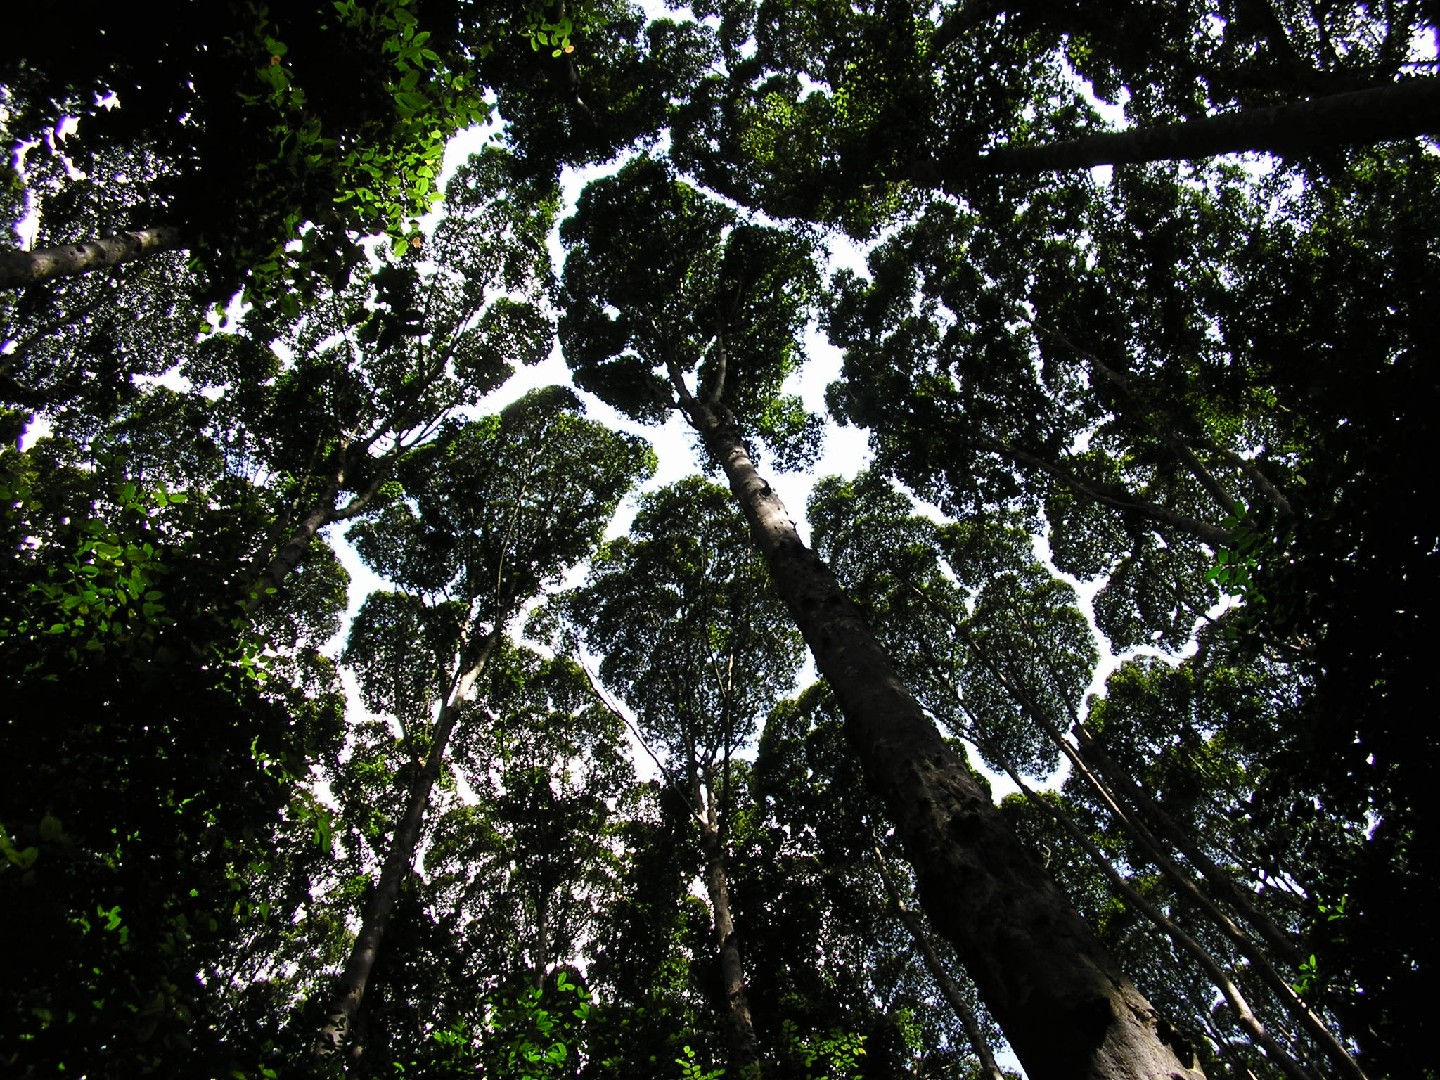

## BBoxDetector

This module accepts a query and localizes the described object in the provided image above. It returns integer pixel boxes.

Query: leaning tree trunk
[0,226,187,288]
[962,76,1440,175]
[686,399,1202,1080]
[248,476,345,612]
[312,631,501,1061]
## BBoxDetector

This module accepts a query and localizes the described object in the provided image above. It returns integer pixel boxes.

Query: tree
[0,431,345,1079]
[204,148,559,607]
[824,158,1303,650]
[301,641,638,1077]
[313,387,653,1063]
[563,477,805,1079]
[671,1,1438,231]
[0,0,500,298]
[559,156,1201,1080]
[7,3,1439,1075]
[0,1,717,299]
[825,129,1440,1072]
[752,681,1015,1080]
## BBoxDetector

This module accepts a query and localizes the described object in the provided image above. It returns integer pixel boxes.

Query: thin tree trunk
[0,226,187,288]
[685,398,1203,1080]
[247,451,384,612]
[532,895,551,991]
[313,630,501,1061]
[954,628,1306,970]
[695,773,762,1080]
[964,76,1440,174]
[249,478,343,610]
[872,843,1007,1080]
[1071,722,1306,967]
[949,659,1364,1080]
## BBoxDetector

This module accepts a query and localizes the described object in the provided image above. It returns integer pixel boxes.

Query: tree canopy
[3,2,1437,1078]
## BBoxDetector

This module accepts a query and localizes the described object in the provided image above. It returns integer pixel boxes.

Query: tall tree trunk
[312,631,501,1062]
[960,77,1440,175]
[532,895,551,991]
[695,773,762,1080]
[872,843,1007,1080]
[0,226,187,288]
[686,399,1203,1080]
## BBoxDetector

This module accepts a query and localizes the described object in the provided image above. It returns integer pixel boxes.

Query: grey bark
[681,394,1203,1080]
[965,77,1440,174]
[0,226,187,288]
[313,631,501,1061]
[249,476,343,612]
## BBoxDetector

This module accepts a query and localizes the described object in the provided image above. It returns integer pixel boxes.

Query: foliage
[2,0,506,301]
[779,1020,866,1080]
[488,970,593,1080]
[559,156,822,467]
[5,1,1440,1076]
[0,447,342,1078]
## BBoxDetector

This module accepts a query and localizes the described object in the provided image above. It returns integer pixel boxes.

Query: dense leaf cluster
[3,2,1438,1078]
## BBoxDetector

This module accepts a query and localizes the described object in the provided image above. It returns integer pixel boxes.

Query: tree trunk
[0,226,187,288]
[249,478,344,611]
[687,401,1203,1080]
[1071,723,1305,968]
[873,844,1007,1080]
[967,77,1440,174]
[312,631,500,1061]
[696,774,762,1080]
[248,459,384,612]
[532,895,551,991]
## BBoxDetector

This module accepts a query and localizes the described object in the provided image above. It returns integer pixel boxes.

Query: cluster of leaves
[0,437,345,1078]
[4,1,1439,1077]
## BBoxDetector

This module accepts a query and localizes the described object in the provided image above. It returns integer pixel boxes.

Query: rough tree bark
[679,390,1203,1080]
[0,226,187,289]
